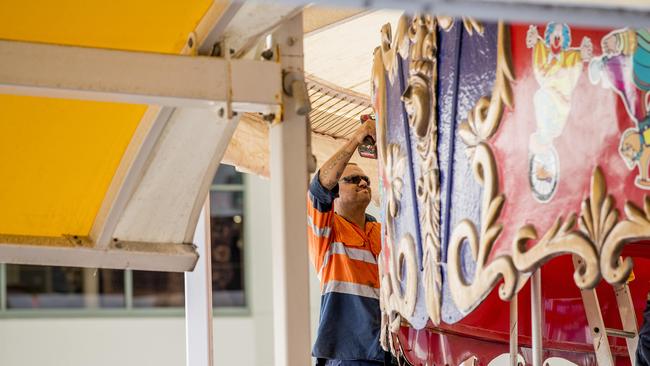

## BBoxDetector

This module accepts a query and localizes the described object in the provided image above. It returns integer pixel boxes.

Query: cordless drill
[358,114,377,159]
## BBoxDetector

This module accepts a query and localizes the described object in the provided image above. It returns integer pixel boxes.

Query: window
[5,265,124,309]
[210,165,245,307]
[0,165,247,315]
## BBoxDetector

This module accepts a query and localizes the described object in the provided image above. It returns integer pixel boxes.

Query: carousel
[1,0,650,365]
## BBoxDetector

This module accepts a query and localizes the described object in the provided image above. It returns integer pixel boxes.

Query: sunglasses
[340,174,371,187]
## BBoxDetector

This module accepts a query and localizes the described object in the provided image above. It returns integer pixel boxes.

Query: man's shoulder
[365,213,379,223]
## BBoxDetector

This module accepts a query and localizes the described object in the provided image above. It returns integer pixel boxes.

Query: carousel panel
[374,13,650,365]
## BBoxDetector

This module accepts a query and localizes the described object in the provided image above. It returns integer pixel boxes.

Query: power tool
[358,114,377,159]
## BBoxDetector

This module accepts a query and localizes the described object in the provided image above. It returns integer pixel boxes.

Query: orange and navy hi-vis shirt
[307,172,384,362]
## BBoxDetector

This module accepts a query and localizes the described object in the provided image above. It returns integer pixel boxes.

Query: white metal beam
[220,2,305,59]
[112,106,241,245]
[185,200,213,366]
[270,11,313,366]
[269,0,650,28]
[0,39,281,112]
[0,236,197,272]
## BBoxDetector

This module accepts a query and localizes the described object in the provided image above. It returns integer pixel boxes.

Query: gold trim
[595,166,650,284]
[579,167,618,249]
[386,144,407,218]
[447,143,517,314]
[512,214,600,289]
[379,15,411,86]
[462,18,484,36]
[374,15,443,326]
[448,22,519,314]
[403,15,443,326]
[458,22,514,160]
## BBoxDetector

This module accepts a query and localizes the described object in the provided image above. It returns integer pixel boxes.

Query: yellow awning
[0,0,214,237]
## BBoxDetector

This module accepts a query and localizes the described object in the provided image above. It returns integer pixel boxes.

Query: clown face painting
[526,22,593,202]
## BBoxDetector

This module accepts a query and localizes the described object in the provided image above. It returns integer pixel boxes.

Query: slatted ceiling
[0,0,215,238]
[306,75,373,140]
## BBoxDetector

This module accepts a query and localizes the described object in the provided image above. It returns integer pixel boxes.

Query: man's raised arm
[318,119,376,189]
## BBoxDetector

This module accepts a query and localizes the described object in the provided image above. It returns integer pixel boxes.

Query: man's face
[337,164,372,208]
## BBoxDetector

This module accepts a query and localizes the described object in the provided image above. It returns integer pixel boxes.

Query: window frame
[0,168,251,318]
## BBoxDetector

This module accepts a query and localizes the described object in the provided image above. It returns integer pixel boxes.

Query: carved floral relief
[373,16,650,338]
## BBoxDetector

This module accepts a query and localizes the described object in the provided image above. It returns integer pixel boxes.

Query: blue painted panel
[440,22,499,324]
[384,53,428,328]
[437,21,463,263]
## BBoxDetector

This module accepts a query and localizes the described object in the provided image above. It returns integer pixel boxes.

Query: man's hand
[354,118,377,145]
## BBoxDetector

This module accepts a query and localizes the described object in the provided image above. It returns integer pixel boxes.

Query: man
[307,119,389,366]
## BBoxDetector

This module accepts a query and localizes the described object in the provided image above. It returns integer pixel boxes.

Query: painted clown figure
[526,23,593,202]
[589,28,650,188]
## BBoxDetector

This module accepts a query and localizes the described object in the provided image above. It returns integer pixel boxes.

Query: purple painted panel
[441,22,499,324]
[383,52,428,328]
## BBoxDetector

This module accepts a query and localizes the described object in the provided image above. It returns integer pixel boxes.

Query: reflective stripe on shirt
[318,241,377,280]
[323,280,380,300]
[308,215,331,238]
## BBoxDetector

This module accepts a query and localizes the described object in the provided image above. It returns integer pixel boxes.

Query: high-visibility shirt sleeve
[307,171,338,271]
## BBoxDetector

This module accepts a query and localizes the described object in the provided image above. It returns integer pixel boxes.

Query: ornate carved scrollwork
[600,198,650,284]
[378,143,418,347]
[401,14,444,326]
[449,22,519,313]
[457,22,514,160]
[374,14,650,334]
[451,22,608,313]
[448,143,517,313]
[513,214,600,289]
[374,14,443,328]
[581,167,650,285]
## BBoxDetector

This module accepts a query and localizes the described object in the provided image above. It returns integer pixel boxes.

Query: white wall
[0,317,254,366]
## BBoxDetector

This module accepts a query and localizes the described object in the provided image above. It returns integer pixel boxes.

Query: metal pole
[614,284,639,363]
[270,10,312,366]
[531,270,543,366]
[185,199,213,366]
[0,263,6,311]
[125,269,133,310]
[510,294,518,366]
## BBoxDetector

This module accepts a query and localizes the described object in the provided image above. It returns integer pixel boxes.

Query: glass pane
[6,265,124,309]
[211,164,243,185]
[210,190,245,307]
[132,271,184,308]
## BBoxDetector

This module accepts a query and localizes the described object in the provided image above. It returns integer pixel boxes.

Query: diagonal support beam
[0,40,281,112]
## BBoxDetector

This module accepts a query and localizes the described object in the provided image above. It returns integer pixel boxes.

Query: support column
[510,295,518,366]
[531,270,543,366]
[185,199,213,366]
[0,263,5,311]
[270,10,312,366]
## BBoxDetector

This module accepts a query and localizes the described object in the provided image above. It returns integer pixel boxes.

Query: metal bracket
[282,70,312,116]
